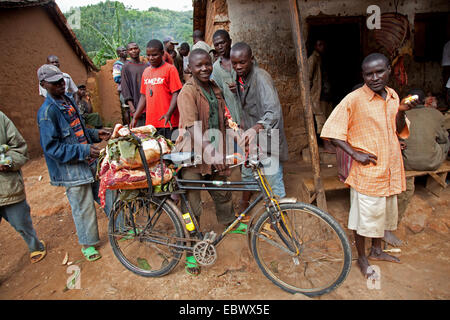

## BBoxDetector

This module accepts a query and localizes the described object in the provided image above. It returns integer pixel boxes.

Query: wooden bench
[301,176,348,204]
[404,160,450,197]
[300,160,450,203]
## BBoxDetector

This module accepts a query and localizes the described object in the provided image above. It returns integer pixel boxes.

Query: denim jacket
[37,94,100,187]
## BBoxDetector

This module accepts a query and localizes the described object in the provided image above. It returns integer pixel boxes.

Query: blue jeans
[0,200,43,252]
[242,158,286,198]
[65,184,100,246]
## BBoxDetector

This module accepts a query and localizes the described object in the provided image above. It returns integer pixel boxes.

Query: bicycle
[107,135,352,297]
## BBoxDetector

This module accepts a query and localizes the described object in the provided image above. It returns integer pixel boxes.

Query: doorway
[306,16,365,107]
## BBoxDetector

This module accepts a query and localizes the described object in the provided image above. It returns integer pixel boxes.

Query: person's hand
[351,151,377,165]
[399,95,419,112]
[129,103,136,114]
[98,129,111,141]
[159,113,173,130]
[130,117,137,129]
[213,163,227,173]
[89,145,101,158]
[251,123,264,133]
[227,82,237,94]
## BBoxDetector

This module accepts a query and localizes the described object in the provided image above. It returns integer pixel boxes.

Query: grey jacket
[236,65,289,161]
[0,111,28,206]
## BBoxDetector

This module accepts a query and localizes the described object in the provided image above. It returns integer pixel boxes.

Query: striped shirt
[320,84,409,197]
[60,99,94,164]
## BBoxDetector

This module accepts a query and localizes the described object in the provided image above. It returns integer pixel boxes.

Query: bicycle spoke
[251,203,351,296]
[109,197,185,277]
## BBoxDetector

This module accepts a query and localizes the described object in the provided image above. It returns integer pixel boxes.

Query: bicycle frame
[124,133,299,255]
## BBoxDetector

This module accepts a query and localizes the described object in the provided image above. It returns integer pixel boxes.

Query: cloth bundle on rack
[97,124,174,207]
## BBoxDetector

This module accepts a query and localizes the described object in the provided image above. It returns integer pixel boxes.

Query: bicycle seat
[162,152,197,164]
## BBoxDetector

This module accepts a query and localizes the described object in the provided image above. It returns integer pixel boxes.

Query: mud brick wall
[0,6,89,157]
[227,0,308,158]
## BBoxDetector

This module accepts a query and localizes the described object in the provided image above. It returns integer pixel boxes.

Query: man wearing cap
[164,37,184,84]
[162,36,176,65]
[36,64,112,262]
[39,55,78,98]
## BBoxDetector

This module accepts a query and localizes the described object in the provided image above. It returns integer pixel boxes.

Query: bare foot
[357,256,376,279]
[383,230,403,247]
[368,246,401,263]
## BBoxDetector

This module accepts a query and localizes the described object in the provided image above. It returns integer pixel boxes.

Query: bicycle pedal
[203,231,217,242]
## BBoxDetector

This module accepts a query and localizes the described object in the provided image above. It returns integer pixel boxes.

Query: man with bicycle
[230,42,289,217]
[176,49,237,275]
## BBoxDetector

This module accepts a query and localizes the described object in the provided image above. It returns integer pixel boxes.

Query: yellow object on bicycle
[182,213,196,232]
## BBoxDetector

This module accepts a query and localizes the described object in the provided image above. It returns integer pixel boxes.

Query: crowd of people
[1,29,448,283]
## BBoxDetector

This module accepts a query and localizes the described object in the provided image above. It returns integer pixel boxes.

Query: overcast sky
[55,0,192,12]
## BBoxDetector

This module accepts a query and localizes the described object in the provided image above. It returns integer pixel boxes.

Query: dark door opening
[306,17,364,107]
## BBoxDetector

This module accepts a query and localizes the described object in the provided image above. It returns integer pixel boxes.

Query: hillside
[63,1,193,66]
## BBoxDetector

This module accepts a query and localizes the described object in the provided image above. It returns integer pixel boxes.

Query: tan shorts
[348,188,398,238]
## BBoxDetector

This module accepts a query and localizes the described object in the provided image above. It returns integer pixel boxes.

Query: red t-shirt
[140,62,183,128]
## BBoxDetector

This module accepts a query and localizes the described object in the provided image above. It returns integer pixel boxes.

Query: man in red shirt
[131,39,182,140]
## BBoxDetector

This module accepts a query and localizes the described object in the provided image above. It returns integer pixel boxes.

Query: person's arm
[38,110,91,163]
[159,90,180,129]
[1,113,28,171]
[130,94,146,128]
[120,65,134,110]
[396,96,418,134]
[255,71,282,130]
[178,87,226,172]
[436,115,449,144]
[84,97,93,114]
[186,124,226,172]
[330,138,377,165]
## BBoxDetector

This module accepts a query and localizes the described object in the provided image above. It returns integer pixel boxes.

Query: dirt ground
[0,156,449,301]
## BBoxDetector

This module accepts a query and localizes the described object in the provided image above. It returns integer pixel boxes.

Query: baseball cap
[37,64,64,82]
[163,36,179,45]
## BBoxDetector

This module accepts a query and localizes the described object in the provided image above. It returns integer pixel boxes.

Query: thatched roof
[0,0,98,72]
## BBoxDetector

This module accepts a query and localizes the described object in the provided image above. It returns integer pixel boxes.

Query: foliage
[64,1,193,67]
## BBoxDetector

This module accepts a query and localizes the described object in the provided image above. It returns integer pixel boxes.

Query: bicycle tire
[109,196,185,277]
[250,202,351,296]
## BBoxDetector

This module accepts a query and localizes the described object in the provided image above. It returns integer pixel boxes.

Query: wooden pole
[288,0,327,211]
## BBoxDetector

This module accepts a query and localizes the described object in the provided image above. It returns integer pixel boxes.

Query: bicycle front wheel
[109,196,186,277]
[250,202,351,296]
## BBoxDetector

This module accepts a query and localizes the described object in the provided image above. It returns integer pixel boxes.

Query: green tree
[64,1,193,68]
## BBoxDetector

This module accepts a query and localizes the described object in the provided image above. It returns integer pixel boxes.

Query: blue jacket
[37,94,100,187]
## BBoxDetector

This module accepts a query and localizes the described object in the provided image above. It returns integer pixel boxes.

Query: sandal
[81,246,101,262]
[229,222,248,235]
[185,255,201,276]
[119,229,140,242]
[30,240,46,264]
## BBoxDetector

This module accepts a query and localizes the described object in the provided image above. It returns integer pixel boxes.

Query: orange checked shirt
[320,84,409,197]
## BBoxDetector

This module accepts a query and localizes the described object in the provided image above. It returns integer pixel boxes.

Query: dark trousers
[180,168,235,226]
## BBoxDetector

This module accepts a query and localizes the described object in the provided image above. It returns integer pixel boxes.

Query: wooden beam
[288,0,327,211]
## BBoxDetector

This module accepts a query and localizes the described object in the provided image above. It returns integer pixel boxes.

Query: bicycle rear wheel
[250,202,351,296]
[109,196,185,277]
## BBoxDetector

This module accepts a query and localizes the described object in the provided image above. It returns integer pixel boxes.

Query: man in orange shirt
[321,53,416,278]
[131,39,182,140]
